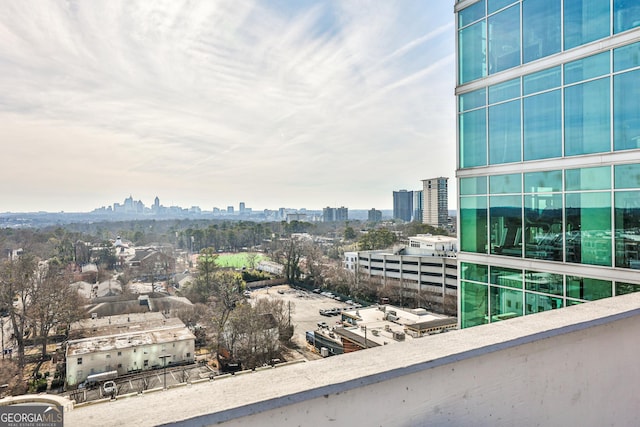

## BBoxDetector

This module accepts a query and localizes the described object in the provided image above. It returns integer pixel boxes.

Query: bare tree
[208,271,244,366]
[273,238,302,284]
[245,253,258,270]
[224,302,282,369]
[302,241,325,288]
[0,254,38,368]
[30,260,86,359]
[253,298,294,344]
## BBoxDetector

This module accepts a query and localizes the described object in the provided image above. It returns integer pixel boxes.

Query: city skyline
[0,0,456,213]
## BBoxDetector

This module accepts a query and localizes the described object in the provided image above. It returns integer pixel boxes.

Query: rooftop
[64,293,640,426]
[67,313,194,356]
[338,305,455,345]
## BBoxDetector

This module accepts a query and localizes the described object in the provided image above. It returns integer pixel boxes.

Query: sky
[0,0,456,213]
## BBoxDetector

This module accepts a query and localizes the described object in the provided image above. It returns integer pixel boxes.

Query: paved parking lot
[249,285,353,357]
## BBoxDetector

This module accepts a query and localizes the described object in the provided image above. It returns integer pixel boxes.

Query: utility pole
[364,325,367,349]
[1,318,4,359]
[159,354,171,390]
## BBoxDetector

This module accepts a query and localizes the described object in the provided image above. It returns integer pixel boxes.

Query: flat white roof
[67,314,195,357]
[339,305,452,346]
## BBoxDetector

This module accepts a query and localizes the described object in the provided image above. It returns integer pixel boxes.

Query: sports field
[215,252,267,268]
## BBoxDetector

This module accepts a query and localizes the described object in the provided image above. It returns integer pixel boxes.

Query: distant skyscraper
[455,1,640,328]
[393,190,413,222]
[227,206,234,214]
[413,190,424,222]
[239,202,245,213]
[323,206,348,222]
[422,177,448,228]
[368,208,382,222]
[336,206,348,221]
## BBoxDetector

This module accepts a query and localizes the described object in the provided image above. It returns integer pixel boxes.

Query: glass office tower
[455,0,640,328]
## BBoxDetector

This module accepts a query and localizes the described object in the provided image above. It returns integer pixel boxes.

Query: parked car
[103,381,117,395]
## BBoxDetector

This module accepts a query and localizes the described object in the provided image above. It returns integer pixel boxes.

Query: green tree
[403,222,448,237]
[344,225,357,240]
[93,241,117,269]
[187,248,219,303]
[358,229,397,250]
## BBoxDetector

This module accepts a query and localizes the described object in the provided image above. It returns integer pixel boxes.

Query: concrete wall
[65,293,640,426]
[227,315,639,427]
[67,339,195,385]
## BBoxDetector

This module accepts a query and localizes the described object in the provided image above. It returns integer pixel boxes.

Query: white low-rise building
[66,312,195,387]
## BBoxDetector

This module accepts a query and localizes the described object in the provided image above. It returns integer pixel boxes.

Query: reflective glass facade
[456,0,640,328]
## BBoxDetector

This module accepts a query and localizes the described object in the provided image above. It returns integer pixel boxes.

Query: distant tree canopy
[358,228,397,251]
[344,225,357,240]
[401,222,449,237]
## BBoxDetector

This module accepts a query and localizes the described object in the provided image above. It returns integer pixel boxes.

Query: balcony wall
[66,293,640,426]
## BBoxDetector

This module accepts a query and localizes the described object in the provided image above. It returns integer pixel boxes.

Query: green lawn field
[215,252,267,268]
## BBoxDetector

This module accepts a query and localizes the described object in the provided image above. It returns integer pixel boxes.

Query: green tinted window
[488,4,520,74]
[460,176,488,195]
[616,282,640,295]
[489,78,520,104]
[490,173,521,194]
[490,195,522,257]
[524,90,562,160]
[488,0,516,14]
[461,281,488,328]
[525,292,563,314]
[490,266,522,288]
[614,41,640,72]
[614,191,640,269]
[459,21,487,84]
[522,0,561,63]
[614,0,640,34]
[524,170,562,193]
[564,77,611,156]
[564,0,610,50]
[524,194,563,262]
[523,67,561,95]
[459,88,487,112]
[565,166,611,191]
[459,109,487,168]
[566,276,612,300]
[565,192,612,266]
[459,0,485,28]
[461,262,489,283]
[564,52,610,85]
[489,100,521,164]
[614,164,640,189]
[525,271,563,295]
[460,197,488,254]
[614,69,640,151]
[490,286,523,321]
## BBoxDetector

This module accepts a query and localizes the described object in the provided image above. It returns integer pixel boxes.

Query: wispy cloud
[0,0,455,212]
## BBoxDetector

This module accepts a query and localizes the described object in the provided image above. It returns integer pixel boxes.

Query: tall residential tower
[455,0,640,328]
[422,177,449,228]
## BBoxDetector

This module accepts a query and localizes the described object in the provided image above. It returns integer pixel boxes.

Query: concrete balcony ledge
[66,293,640,426]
